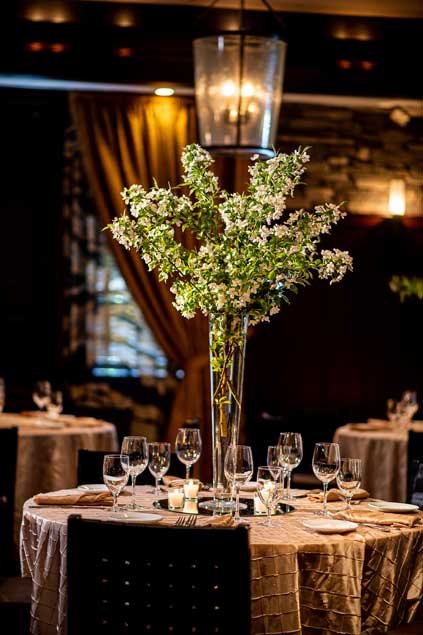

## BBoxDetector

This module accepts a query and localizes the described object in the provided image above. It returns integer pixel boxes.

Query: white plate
[368,501,419,513]
[303,519,358,534]
[108,512,163,524]
[240,481,257,492]
[77,484,108,493]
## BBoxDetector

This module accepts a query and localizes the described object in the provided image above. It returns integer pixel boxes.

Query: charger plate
[154,497,295,517]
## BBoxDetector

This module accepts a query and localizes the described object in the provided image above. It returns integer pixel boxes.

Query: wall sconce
[388,179,406,216]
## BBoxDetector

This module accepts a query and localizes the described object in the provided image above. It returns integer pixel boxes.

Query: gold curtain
[69,93,211,477]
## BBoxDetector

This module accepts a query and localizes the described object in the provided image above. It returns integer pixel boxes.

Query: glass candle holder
[183,479,200,500]
[168,483,184,510]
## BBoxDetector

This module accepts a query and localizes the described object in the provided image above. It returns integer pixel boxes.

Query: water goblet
[32,380,52,412]
[267,445,286,496]
[256,466,283,527]
[175,428,202,480]
[103,454,129,513]
[278,432,303,500]
[46,390,63,419]
[148,442,171,497]
[399,390,418,423]
[336,458,362,511]
[312,442,341,516]
[121,436,149,510]
[224,445,254,524]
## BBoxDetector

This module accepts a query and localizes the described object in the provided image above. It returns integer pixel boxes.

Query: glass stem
[323,482,329,515]
[267,506,272,526]
[186,465,190,480]
[234,486,240,522]
[346,496,352,511]
[112,493,118,513]
[155,477,159,497]
[131,474,136,509]
[287,470,292,499]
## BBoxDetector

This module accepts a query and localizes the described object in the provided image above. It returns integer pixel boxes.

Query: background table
[333,422,423,503]
[21,485,423,635]
[0,412,118,541]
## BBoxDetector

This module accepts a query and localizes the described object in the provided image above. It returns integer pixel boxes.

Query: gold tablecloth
[333,422,423,502]
[0,412,118,543]
[20,486,423,635]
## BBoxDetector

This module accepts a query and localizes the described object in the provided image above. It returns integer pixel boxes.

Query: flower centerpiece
[109,144,353,500]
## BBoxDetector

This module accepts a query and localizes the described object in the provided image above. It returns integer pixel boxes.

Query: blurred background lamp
[388,179,406,216]
[154,87,175,96]
[193,1,287,158]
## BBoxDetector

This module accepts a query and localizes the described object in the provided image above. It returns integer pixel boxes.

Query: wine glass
[224,445,253,523]
[32,380,52,412]
[336,458,362,511]
[267,445,286,495]
[399,390,419,423]
[256,466,283,527]
[148,442,171,496]
[175,428,202,480]
[312,442,341,516]
[0,378,5,413]
[103,454,129,513]
[121,436,149,510]
[278,432,303,500]
[46,390,63,419]
[386,398,399,423]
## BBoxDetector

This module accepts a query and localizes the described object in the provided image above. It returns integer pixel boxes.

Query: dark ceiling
[1,1,422,99]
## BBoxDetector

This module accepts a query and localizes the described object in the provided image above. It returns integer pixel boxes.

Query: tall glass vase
[209,314,248,506]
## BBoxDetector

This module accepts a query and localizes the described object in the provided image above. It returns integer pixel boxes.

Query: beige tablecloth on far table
[333,422,423,503]
[20,486,423,635]
[0,412,118,541]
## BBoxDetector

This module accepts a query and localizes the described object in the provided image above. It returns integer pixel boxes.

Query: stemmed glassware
[267,445,286,496]
[278,432,303,500]
[148,442,171,497]
[32,380,52,412]
[46,390,63,419]
[312,442,341,516]
[336,458,362,511]
[121,436,149,510]
[224,445,254,524]
[175,428,202,480]
[256,466,283,527]
[103,454,129,513]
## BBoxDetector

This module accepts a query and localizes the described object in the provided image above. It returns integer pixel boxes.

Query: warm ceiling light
[115,10,135,28]
[360,60,375,71]
[337,59,353,70]
[388,179,406,216]
[26,41,45,53]
[193,1,287,158]
[115,47,134,58]
[154,87,175,97]
[50,43,67,54]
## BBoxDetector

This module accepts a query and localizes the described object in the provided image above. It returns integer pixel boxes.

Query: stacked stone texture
[276,103,423,216]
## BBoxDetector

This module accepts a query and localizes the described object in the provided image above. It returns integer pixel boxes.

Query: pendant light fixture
[193,0,287,158]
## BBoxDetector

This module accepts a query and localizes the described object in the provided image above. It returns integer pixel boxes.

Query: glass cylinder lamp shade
[193,34,287,157]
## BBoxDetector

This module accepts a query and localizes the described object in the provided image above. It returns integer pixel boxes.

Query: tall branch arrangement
[109,144,353,381]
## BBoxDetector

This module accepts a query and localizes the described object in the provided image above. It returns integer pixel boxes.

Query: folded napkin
[203,514,235,527]
[333,509,420,528]
[33,491,114,506]
[307,488,370,503]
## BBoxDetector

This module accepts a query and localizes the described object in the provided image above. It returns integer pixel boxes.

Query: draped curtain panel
[69,93,212,478]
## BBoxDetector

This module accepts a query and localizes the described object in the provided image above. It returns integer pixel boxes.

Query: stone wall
[276,103,423,216]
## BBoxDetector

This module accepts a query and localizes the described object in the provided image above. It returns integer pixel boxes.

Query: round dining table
[20,485,423,635]
[0,412,118,541]
[333,420,423,503]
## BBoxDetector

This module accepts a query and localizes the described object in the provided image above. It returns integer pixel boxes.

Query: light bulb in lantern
[388,179,406,216]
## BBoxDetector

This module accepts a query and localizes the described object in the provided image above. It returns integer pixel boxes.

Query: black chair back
[67,515,250,635]
[77,449,185,486]
[0,427,18,575]
[407,430,423,508]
